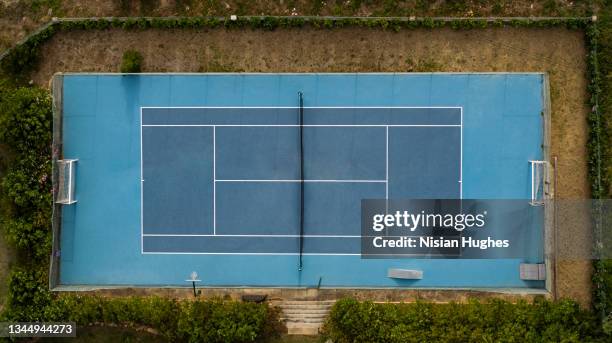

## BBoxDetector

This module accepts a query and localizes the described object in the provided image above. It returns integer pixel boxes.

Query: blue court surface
[53,73,546,289]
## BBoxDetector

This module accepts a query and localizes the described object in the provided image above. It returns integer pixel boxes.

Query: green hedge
[322,298,607,343]
[0,87,55,325]
[1,268,52,322]
[587,7,612,323]
[1,293,282,342]
[0,86,52,261]
[598,6,612,199]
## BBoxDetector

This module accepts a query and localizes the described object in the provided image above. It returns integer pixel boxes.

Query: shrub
[0,87,52,155]
[1,268,52,322]
[604,313,612,336]
[0,24,57,80]
[588,7,612,322]
[120,49,144,73]
[2,215,51,260]
[1,154,51,211]
[41,296,281,343]
[0,86,53,261]
[177,298,274,342]
[322,298,606,343]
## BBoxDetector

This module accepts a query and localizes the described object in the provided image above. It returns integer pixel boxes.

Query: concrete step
[273,300,335,336]
[278,300,336,305]
[281,309,330,315]
[282,317,327,323]
[286,322,323,335]
[277,303,335,310]
[281,315,327,322]
[282,317,326,324]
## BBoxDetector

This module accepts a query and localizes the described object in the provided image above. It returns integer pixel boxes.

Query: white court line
[142,124,461,127]
[460,107,463,199]
[68,72,544,76]
[141,251,451,256]
[67,72,544,76]
[140,107,144,254]
[141,252,456,256]
[213,126,216,235]
[143,234,361,238]
[141,106,463,109]
[141,252,363,256]
[216,179,386,183]
[385,126,389,200]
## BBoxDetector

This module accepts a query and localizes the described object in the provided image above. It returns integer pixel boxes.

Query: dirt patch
[32,26,591,306]
[53,325,167,343]
[0,229,15,310]
[66,287,550,304]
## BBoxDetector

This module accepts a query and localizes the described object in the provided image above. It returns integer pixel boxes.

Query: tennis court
[142,107,461,254]
[51,73,548,289]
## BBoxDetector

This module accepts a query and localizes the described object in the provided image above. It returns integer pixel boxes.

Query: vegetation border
[0,14,607,328]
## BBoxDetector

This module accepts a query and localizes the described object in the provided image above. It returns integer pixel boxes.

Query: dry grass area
[0,0,600,54]
[30,26,592,305]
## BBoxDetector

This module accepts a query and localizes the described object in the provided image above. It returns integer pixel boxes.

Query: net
[298,91,304,271]
[56,159,77,204]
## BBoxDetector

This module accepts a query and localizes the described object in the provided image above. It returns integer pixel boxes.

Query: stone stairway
[273,300,335,335]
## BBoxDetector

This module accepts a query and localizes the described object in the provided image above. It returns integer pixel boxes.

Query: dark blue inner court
[142,107,461,254]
